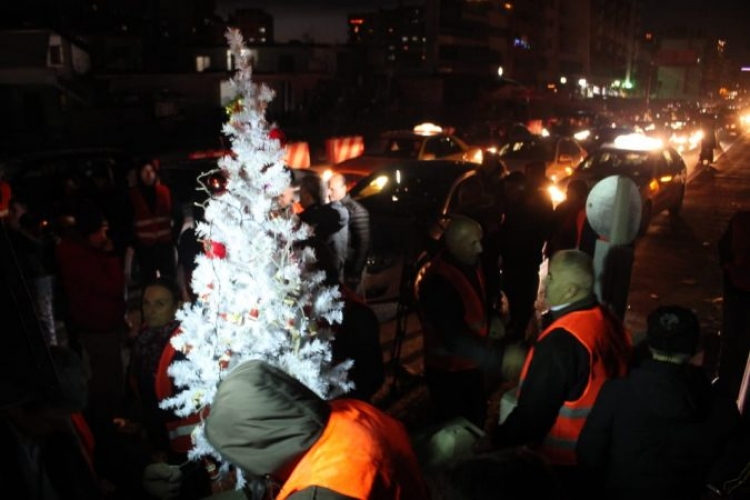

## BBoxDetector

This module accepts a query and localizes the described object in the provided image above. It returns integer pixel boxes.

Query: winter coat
[205,360,429,500]
[577,359,741,500]
[55,236,125,333]
[339,194,370,279]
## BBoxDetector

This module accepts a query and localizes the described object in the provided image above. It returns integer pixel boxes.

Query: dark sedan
[351,159,505,302]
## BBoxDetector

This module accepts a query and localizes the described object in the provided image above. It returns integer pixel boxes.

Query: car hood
[569,168,648,188]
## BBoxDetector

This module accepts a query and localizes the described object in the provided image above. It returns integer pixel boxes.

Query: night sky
[217,0,750,60]
[218,0,408,44]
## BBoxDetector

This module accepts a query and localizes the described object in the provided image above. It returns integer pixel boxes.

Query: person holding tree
[205,360,429,500]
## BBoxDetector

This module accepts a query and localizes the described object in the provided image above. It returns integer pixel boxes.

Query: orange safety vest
[419,253,488,372]
[518,306,629,465]
[154,329,204,454]
[278,399,429,500]
[130,184,173,246]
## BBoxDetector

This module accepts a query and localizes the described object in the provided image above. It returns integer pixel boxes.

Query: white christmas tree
[160,28,351,479]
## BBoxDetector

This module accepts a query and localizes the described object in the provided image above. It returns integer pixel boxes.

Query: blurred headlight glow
[548,185,567,205]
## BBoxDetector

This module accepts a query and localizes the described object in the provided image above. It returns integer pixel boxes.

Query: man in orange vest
[128,159,177,281]
[417,215,509,427]
[491,249,630,468]
[205,360,430,500]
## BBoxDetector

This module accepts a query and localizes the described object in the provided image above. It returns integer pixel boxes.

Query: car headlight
[548,184,567,205]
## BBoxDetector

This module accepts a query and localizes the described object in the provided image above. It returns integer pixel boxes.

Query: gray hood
[205,360,331,476]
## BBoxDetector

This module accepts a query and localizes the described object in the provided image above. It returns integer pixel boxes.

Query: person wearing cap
[204,360,430,500]
[491,249,631,467]
[577,305,741,500]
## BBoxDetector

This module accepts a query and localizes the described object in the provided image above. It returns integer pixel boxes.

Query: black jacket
[339,194,370,280]
[577,359,741,500]
[493,296,606,448]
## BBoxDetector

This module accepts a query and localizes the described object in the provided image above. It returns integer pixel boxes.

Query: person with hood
[204,360,430,500]
[576,306,741,500]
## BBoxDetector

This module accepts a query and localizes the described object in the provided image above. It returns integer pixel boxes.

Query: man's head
[142,277,181,328]
[277,167,299,210]
[646,305,700,363]
[298,174,325,209]
[444,215,483,266]
[544,250,595,307]
[139,160,159,187]
[327,174,348,203]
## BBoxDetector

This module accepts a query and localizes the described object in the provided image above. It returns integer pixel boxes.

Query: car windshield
[368,137,422,158]
[351,165,464,209]
[578,149,652,177]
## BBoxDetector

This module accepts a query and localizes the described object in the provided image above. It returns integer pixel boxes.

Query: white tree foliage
[159,28,352,478]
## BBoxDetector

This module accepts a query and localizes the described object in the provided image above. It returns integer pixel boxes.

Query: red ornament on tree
[204,240,227,259]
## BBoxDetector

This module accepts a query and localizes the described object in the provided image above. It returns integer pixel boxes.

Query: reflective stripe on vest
[518,306,629,465]
[130,185,173,245]
[155,328,205,454]
[277,399,429,500]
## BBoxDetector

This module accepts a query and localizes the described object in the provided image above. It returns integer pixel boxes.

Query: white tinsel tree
[160,28,352,479]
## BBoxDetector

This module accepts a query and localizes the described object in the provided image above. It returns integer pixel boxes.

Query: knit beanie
[646,305,700,356]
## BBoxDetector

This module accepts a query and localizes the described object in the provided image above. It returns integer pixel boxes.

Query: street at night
[4,1,750,499]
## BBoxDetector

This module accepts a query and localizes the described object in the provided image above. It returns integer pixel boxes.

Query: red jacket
[154,329,203,454]
[56,238,125,332]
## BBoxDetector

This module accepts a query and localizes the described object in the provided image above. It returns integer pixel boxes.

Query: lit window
[259,27,266,33]
[196,55,211,72]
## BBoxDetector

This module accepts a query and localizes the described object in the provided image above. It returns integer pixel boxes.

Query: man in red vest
[205,360,430,500]
[491,249,630,469]
[128,159,177,281]
[417,215,509,427]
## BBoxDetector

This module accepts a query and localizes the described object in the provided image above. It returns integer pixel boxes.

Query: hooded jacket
[205,361,429,500]
[577,359,740,500]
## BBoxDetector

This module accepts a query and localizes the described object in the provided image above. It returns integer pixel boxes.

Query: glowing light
[560,76,567,84]
[613,133,662,151]
[574,129,591,141]
[548,185,566,206]
[659,175,673,183]
[578,78,587,88]
[540,128,550,137]
[497,66,504,77]
[413,122,443,135]
[321,169,334,182]
[372,175,389,190]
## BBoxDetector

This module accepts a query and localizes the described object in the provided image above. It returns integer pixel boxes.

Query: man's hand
[489,315,506,340]
[143,462,182,499]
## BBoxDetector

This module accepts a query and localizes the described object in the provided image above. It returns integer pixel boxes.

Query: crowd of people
[2,151,750,500]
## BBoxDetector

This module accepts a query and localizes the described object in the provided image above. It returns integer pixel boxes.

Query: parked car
[351,159,505,302]
[329,123,484,182]
[557,133,687,235]
[498,134,587,182]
